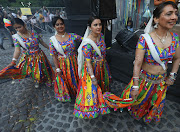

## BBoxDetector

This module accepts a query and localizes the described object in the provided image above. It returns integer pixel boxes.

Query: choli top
[82,33,106,61]
[136,32,179,66]
[13,30,42,54]
[49,33,82,56]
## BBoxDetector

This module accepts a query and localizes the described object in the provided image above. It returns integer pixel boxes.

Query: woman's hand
[165,77,175,86]
[56,71,62,77]
[56,68,62,77]
[91,77,98,86]
[40,39,49,49]
[130,90,139,100]
[7,61,16,68]
[7,63,16,68]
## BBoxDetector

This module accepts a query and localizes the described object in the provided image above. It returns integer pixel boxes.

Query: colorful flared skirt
[54,55,79,102]
[91,58,111,92]
[103,69,168,123]
[74,59,111,119]
[0,49,54,86]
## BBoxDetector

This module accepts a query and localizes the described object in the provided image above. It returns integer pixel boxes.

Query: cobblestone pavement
[0,33,180,132]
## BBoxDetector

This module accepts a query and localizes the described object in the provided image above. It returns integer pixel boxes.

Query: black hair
[153,1,178,25]
[52,16,64,27]
[87,16,101,27]
[12,18,25,26]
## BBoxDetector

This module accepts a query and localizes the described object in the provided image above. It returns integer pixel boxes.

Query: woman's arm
[52,54,59,69]
[133,49,145,85]
[82,42,98,85]
[52,54,61,76]
[49,39,61,76]
[131,48,145,99]
[7,46,21,67]
[171,47,180,73]
[166,46,180,86]
[86,60,98,86]
[39,39,49,49]
[74,34,83,42]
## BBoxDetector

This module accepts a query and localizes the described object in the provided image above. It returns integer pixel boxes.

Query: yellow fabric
[133,83,153,106]
[85,74,93,106]
[20,8,32,15]
[39,14,44,22]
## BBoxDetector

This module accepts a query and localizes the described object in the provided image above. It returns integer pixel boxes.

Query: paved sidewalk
[0,33,179,132]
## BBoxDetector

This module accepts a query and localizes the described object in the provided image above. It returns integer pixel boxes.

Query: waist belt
[24,49,40,55]
[92,57,104,62]
[139,72,166,84]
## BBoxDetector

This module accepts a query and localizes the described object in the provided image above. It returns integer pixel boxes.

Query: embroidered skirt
[0,49,54,86]
[54,55,79,102]
[103,70,168,123]
[73,59,111,119]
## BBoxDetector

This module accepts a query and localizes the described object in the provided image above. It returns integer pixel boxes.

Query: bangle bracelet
[170,72,177,76]
[11,61,16,65]
[170,76,175,80]
[169,78,175,82]
[169,76,176,81]
[56,68,61,72]
[133,77,139,79]
[132,86,139,89]
[170,72,177,79]
[132,86,139,91]
[91,75,95,78]
[12,58,17,61]
[91,78,97,82]
[132,88,139,91]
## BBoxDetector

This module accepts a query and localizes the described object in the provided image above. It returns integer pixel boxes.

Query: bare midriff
[141,62,167,75]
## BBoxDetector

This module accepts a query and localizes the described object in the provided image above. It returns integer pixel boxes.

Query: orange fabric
[4,23,12,27]
[39,13,44,22]
[154,0,176,6]
[165,0,176,2]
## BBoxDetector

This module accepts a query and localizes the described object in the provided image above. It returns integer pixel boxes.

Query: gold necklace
[57,32,66,38]
[155,31,168,45]
[19,31,32,40]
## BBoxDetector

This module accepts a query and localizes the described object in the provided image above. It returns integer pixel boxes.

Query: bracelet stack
[169,72,177,82]
[56,68,61,73]
[92,78,97,82]
[12,58,17,61]
[132,86,139,91]
[90,75,97,82]
[11,58,17,65]
[90,75,95,79]
[133,76,139,81]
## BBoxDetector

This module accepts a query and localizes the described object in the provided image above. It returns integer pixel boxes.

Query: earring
[154,23,158,29]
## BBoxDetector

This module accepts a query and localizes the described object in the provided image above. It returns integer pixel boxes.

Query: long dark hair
[12,18,25,26]
[87,16,101,27]
[153,1,178,25]
[52,16,64,27]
